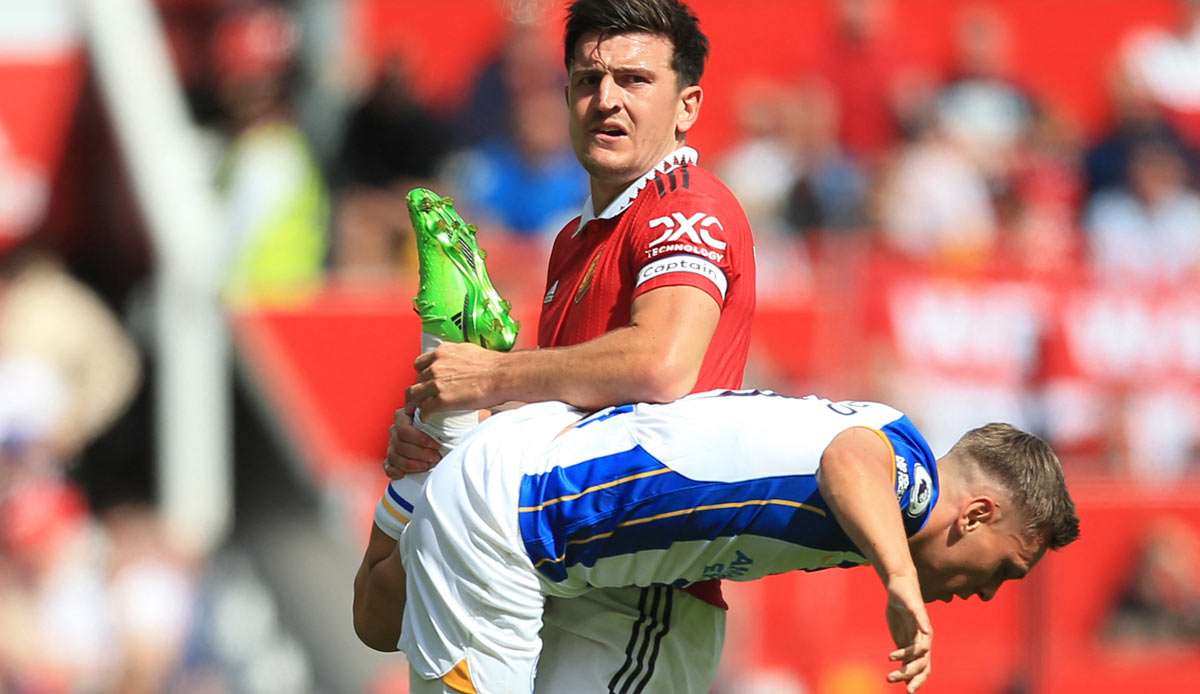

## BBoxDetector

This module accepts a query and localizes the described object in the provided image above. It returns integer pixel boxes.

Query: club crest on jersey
[573,255,600,304]
[906,463,933,518]
[894,455,910,501]
[645,212,727,262]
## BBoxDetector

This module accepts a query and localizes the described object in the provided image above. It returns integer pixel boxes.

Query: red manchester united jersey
[536,147,756,609]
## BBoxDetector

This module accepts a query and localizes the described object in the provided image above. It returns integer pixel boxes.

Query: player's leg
[534,587,725,694]
[408,187,518,450]
[375,188,522,599]
[399,423,544,694]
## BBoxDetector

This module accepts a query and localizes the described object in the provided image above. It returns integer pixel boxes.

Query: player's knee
[353,614,403,652]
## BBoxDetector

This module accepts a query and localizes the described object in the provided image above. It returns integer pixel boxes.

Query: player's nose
[596,74,620,111]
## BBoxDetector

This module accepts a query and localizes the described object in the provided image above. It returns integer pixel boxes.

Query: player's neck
[589,178,627,215]
[910,456,962,546]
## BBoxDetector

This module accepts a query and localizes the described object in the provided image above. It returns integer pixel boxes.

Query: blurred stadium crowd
[3,0,1200,691]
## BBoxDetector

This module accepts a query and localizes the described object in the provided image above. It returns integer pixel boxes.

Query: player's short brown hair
[564,0,710,87]
[948,423,1080,550]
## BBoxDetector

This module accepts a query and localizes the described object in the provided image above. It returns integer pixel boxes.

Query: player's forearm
[819,444,918,583]
[352,543,407,651]
[494,325,699,409]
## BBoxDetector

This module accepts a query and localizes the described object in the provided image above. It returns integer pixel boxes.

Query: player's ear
[961,497,997,533]
[676,84,703,136]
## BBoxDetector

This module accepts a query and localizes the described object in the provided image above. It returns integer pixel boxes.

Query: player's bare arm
[353,524,406,652]
[407,283,720,413]
[818,428,934,693]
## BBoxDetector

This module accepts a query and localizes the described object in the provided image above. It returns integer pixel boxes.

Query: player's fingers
[384,458,431,479]
[391,417,440,450]
[887,654,929,683]
[407,382,454,413]
[385,436,437,466]
[889,639,930,661]
[381,460,408,480]
[406,383,432,411]
[907,662,931,693]
[384,452,432,478]
[417,395,448,413]
[387,433,440,466]
[413,350,435,371]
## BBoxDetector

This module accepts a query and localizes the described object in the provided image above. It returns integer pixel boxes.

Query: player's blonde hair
[948,423,1080,549]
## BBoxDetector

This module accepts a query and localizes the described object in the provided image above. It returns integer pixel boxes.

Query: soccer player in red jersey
[360,1,755,691]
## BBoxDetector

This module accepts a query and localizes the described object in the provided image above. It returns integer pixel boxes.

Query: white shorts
[396,404,578,693]
[536,586,725,694]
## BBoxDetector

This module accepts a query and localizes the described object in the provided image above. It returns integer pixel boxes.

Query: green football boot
[408,188,519,351]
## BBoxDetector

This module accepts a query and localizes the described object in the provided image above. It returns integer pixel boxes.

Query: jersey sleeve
[628,178,749,308]
[877,416,940,536]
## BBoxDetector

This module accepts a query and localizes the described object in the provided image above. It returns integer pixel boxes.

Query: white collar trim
[573,146,699,236]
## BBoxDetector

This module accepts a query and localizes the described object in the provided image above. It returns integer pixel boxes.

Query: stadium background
[2,0,1200,692]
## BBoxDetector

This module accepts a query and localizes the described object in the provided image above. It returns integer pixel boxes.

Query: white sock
[414,332,481,454]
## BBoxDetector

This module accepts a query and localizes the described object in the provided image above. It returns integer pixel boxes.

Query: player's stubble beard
[577,132,685,209]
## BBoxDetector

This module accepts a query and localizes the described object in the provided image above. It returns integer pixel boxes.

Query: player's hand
[383,409,442,479]
[406,343,506,413]
[884,574,933,693]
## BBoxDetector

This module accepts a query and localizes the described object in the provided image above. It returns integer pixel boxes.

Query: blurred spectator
[1084,132,1200,281]
[877,103,998,263]
[104,505,198,694]
[935,4,1036,201]
[337,54,453,189]
[1117,388,1200,482]
[820,0,914,164]
[1122,0,1200,145]
[718,79,803,237]
[0,482,202,693]
[720,80,866,238]
[444,83,587,238]
[1104,519,1200,644]
[213,4,329,305]
[0,242,141,470]
[455,22,561,147]
[332,54,455,284]
[0,479,111,691]
[781,82,868,234]
[1085,67,1195,197]
[1003,109,1085,273]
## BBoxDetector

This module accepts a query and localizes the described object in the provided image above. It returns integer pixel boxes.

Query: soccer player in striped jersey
[359,390,1080,693]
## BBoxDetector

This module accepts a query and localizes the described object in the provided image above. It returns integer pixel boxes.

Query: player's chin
[582,146,630,169]
[582,152,640,183]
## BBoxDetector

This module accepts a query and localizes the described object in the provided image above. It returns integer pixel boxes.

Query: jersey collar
[573,146,699,236]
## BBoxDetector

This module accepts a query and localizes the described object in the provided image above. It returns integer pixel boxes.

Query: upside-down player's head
[562,0,709,194]
[909,423,1080,603]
